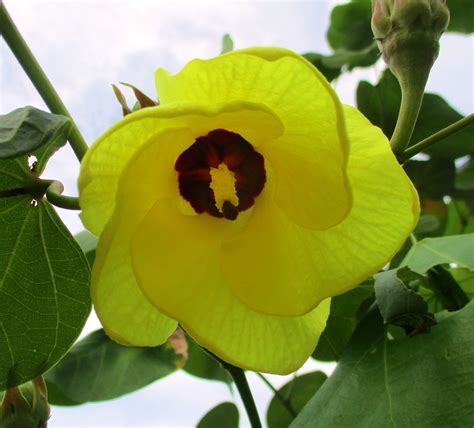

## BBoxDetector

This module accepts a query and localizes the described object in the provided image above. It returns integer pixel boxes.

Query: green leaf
[417,267,474,313]
[0,140,90,391]
[455,157,474,191]
[74,230,98,268]
[313,280,373,361]
[326,0,373,51]
[0,107,70,164]
[403,158,455,200]
[451,268,474,299]
[404,234,474,273]
[446,0,474,33]
[323,43,379,70]
[220,33,234,54]
[374,269,435,333]
[291,303,474,428]
[267,372,327,428]
[413,205,445,239]
[197,402,239,428]
[357,70,474,159]
[0,197,91,390]
[45,329,179,405]
[183,336,232,384]
[302,53,341,82]
[356,70,400,138]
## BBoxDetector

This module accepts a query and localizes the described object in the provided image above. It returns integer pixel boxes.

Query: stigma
[209,163,239,220]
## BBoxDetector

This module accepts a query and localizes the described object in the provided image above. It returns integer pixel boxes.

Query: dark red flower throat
[175,129,266,220]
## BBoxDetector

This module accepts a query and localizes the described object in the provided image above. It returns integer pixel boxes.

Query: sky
[1,0,473,426]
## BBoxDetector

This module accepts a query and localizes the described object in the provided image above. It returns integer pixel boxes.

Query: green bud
[0,377,50,427]
[371,0,449,79]
[371,0,450,155]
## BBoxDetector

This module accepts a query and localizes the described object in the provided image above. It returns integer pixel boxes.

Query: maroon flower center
[175,129,266,220]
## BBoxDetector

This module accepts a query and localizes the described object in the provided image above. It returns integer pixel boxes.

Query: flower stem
[390,70,429,156]
[400,114,474,163]
[0,2,88,161]
[256,372,297,417]
[45,181,81,210]
[224,364,262,428]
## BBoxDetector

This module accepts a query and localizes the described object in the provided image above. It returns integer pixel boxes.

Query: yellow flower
[78,47,419,374]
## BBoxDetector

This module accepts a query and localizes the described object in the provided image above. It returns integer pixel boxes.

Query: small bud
[371,0,450,154]
[372,0,449,79]
[0,377,50,427]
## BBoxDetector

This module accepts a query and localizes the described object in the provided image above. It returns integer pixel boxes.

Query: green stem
[400,114,474,162]
[45,181,80,210]
[0,2,88,161]
[390,71,429,155]
[224,364,262,428]
[256,372,297,418]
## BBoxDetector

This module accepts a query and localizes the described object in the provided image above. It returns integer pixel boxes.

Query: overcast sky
[1,0,473,426]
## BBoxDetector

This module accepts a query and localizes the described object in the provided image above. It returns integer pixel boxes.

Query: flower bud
[372,0,449,79]
[0,377,50,427]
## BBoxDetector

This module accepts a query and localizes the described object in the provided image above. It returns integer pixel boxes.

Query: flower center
[175,129,266,220]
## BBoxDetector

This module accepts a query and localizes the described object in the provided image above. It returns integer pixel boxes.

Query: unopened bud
[372,0,449,78]
[0,377,50,427]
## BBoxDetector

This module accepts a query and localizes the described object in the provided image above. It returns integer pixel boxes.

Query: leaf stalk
[400,114,474,162]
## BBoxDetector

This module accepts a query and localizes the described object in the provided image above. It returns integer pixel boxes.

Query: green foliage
[267,372,327,428]
[302,53,342,82]
[0,117,91,392]
[183,336,232,384]
[0,107,70,162]
[197,402,239,428]
[74,230,98,268]
[0,197,90,391]
[291,303,474,428]
[220,33,234,54]
[404,233,474,273]
[455,157,474,191]
[313,280,373,361]
[446,0,474,33]
[374,268,435,333]
[404,159,455,200]
[327,0,372,51]
[357,70,474,159]
[45,329,180,405]
[303,0,379,81]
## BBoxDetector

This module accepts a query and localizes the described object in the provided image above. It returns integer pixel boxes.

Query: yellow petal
[155,47,351,229]
[221,105,419,316]
[91,127,199,346]
[79,101,283,235]
[131,199,330,374]
[92,213,177,346]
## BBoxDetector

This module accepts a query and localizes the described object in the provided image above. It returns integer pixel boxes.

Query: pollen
[209,163,239,214]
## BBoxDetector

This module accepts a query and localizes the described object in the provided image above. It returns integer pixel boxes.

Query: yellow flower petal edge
[130,198,331,374]
[155,48,352,230]
[92,210,177,346]
[90,126,197,346]
[221,105,419,316]
[79,100,283,235]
